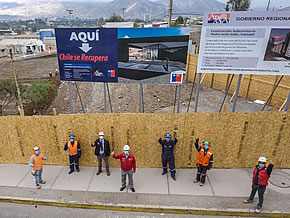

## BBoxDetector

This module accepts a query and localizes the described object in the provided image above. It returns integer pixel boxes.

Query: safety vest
[252,167,270,186]
[68,140,78,156]
[196,147,213,166]
[32,153,43,171]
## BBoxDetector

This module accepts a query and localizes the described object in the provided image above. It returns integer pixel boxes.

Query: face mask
[259,163,265,168]
[165,138,170,142]
[70,139,74,142]
[204,145,209,150]
[35,150,40,155]
[124,151,129,156]
[100,136,104,140]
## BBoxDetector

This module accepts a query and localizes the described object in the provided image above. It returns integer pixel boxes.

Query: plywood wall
[186,53,290,108]
[1,112,289,168]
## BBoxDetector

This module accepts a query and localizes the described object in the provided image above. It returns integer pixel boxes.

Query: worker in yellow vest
[64,134,81,174]
[193,138,213,186]
[29,146,47,189]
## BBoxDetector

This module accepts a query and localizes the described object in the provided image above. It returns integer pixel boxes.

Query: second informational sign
[55,28,118,82]
[197,11,290,75]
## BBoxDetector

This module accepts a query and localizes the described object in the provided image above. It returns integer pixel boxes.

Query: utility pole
[9,49,24,115]
[121,8,126,21]
[168,0,173,27]
[66,9,73,26]
[266,0,271,11]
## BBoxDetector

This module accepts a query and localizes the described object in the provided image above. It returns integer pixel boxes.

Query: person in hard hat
[193,138,213,186]
[112,145,136,192]
[244,157,274,213]
[29,146,47,189]
[91,131,111,176]
[64,134,81,174]
[158,133,178,181]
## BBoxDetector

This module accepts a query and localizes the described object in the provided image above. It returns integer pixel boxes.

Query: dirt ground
[0,55,273,116]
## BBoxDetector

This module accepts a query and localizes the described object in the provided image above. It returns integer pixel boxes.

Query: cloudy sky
[2,0,290,10]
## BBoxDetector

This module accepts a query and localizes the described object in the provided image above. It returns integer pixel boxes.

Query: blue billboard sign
[117,27,190,39]
[55,28,118,82]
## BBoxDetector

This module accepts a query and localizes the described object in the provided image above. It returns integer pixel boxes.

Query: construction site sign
[55,28,118,82]
[197,11,290,75]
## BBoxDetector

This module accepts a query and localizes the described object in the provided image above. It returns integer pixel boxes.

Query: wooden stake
[279,98,287,111]
[171,106,175,114]
[210,74,215,88]
[52,108,57,116]
[245,75,252,99]
[222,103,226,113]
[136,104,139,113]
[200,74,206,84]
[10,49,24,115]
[19,108,24,116]
[91,108,95,114]
[272,105,276,112]
[269,75,279,105]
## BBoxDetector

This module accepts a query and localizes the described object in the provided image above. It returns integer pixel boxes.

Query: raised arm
[195,138,201,152]
[64,142,68,151]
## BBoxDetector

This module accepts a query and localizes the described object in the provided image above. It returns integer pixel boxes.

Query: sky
[2,0,290,10]
[217,0,290,10]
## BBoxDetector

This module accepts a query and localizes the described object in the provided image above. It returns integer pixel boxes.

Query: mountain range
[0,0,226,20]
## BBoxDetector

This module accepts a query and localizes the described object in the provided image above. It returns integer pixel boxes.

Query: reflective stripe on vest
[68,140,78,156]
[196,148,212,166]
[32,154,43,171]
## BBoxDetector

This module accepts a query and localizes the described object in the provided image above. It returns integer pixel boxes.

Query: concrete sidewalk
[0,164,289,216]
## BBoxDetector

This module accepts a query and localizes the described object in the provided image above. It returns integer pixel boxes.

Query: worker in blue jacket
[158,133,178,181]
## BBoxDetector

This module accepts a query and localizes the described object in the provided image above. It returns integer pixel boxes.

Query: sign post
[170,71,184,113]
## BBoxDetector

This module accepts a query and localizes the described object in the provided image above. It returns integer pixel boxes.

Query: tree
[172,16,184,27]
[105,13,124,22]
[227,0,251,11]
[26,81,55,104]
[0,80,25,116]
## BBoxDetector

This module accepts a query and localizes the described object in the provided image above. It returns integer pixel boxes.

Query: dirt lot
[0,55,273,116]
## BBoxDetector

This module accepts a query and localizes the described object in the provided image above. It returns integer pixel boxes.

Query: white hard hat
[123,145,130,151]
[99,132,104,136]
[258,157,267,163]
[33,146,39,151]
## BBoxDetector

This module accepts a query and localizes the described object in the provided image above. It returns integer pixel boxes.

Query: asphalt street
[0,202,254,218]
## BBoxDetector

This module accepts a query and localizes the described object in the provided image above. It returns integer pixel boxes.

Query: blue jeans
[35,169,43,185]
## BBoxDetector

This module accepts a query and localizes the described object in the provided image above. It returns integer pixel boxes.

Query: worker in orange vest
[64,134,81,174]
[29,146,47,189]
[193,138,213,186]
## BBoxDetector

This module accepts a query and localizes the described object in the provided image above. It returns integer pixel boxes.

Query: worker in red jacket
[244,157,274,213]
[112,145,136,192]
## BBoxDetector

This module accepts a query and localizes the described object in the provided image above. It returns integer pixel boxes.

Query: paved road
[0,202,252,218]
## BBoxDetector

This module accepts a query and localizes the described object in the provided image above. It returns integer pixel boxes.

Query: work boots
[106,170,110,176]
[39,180,46,184]
[36,184,41,189]
[96,170,102,175]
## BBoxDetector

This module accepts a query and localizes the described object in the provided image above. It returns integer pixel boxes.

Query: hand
[133,169,136,173]
[111,151,115,156]
[269,161,274,165]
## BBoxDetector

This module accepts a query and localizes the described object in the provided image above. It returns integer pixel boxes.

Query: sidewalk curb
[0,196,289,217]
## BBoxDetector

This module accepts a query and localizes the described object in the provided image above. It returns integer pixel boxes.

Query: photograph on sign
[55,28,118,83]
[117,27,189,84]
[264,28,290,61]
[197,11,290,76]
